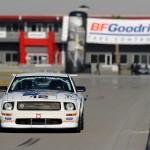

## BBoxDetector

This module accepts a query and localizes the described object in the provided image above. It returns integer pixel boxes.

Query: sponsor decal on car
[66,117,73,121]
[36,114,41,118]
[64,120,74,122]
[5,117,12,120]
[64,117,74,122]
[3,120,14,122]
[3,117,14,122]
[23,91,39,96]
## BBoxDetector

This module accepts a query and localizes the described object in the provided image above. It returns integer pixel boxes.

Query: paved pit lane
[0,74,150,150]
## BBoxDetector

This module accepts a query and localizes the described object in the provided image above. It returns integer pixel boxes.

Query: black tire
[75,116,81,133]
[71,108,84,133]
[81,111,84,130]
[71,116,81,133]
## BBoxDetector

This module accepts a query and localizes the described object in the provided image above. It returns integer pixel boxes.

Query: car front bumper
[1,110,79,129]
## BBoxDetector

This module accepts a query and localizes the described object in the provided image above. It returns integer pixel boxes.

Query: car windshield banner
[86,18,150,44]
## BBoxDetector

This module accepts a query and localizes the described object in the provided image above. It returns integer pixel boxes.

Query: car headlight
[3,102,14,110]
[64,102,75,110]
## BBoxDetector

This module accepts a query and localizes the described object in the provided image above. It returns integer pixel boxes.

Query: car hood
[5,90,77,102]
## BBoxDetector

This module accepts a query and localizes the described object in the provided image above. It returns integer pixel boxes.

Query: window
[6,54,11,61]
[133,54,149,64]
[141,55,147,63]
[54,24,59,32]
[99,55,105,63]
[13,54,18,61]
[91,55,97,63]
[31,24,36,31]
[5,53,18,63]
[9,76,74,92]
[134,55,140,63]
[19,24,24,31]
[0,23,5,31]
[37,24,43,32]
[13,24,19,32]
[149,56,150,64]
[47,24,54,31]
[6,24,12,32]
[120,55,127,63]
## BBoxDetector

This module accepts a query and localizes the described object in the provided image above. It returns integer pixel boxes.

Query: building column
[61,44,65,65]
[19,31,26,64]
[115,44,119,64]
[48,31,54,64]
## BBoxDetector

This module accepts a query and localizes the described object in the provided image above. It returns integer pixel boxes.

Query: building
[0,15,150,73]
[85,16,150,72]
[0,15,64,65]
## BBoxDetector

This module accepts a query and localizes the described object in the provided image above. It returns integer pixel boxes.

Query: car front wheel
[75,115,81,133]
[81,111,84,130]
[71,115,82,133]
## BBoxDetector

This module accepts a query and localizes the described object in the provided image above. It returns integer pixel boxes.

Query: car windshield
[8,76,74,92]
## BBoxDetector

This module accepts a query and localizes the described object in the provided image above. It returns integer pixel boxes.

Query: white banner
[28,32,46,39]
[0,31,6,38]
[86,18,150,44]
[61,16,69,42]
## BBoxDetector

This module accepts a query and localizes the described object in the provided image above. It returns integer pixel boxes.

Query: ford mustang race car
[0,72,87,133]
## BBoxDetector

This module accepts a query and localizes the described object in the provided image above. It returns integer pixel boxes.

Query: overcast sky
[0,0,150,16]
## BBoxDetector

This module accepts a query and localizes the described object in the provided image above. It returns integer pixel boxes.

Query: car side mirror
[76,86,86,92]
[84,95,88,101]
[0,86,7,92]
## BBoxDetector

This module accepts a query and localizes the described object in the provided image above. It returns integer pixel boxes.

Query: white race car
[0,72,87,133]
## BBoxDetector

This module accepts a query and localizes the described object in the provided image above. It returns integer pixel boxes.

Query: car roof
[14,72,70,77]
[14,72,78,77]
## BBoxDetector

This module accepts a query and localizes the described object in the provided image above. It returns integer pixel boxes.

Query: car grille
[17,102,61,111]
[15,118,62,125]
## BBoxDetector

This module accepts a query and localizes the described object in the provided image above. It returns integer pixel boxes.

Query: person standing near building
[88,63,91,74]
[118,63,121,75]
[95,63,100,74]
[131,63,135,75]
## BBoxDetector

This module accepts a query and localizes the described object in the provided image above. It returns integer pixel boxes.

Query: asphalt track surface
[0,74,150,150]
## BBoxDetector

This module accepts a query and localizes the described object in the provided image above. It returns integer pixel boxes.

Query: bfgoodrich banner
[86,18,150,44]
